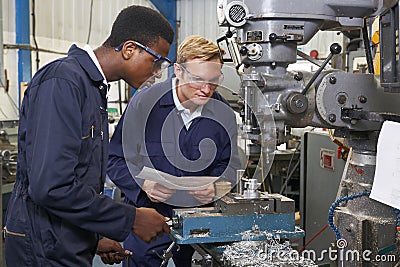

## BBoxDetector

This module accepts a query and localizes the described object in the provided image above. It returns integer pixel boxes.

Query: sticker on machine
[320,148,335,170]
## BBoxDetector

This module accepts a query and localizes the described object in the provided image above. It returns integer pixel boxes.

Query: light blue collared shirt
[172,77,203,130]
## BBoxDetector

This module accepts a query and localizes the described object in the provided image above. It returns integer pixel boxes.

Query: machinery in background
[0,119,18,265]
[168,0,400,266]
[0,120,18,187]
[0,119,18,187]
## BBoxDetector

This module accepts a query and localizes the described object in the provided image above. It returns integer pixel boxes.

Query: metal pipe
[236,169,245,195]
[15,0,32,108]
[150,0,177,78]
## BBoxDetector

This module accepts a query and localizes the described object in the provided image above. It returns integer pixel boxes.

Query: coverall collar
[68,44,105,84]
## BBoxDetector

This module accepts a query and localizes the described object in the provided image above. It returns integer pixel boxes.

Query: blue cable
[328,191,370,240]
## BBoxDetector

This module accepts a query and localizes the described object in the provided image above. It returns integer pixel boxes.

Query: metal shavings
[240,225,282,241]
[221,239,317,267]
[189,232,210,238]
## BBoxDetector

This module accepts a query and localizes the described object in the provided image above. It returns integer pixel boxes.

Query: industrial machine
[167,1,400,266]
[0,119,18,265]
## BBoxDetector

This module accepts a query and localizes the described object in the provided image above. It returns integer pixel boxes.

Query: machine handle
[301,43,342,95]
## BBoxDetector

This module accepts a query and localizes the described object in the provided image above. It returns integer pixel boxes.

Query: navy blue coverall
[5,45,136,267]
[107,78,241,266]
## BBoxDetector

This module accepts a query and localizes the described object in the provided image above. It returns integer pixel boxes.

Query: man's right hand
[133,207,170,243]
[142,180,176,202]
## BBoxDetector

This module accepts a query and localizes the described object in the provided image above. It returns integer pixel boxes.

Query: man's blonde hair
[177,35,224,64]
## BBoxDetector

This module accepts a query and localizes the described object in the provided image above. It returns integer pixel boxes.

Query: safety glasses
[179,64,224,86]
[115,41,172,73]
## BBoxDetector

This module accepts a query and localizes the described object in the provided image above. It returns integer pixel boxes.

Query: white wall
[1,0,19,120]
[0,0,155,120]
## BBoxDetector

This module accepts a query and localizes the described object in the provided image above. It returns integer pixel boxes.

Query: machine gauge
[225,1,248,27]
[246,43,263,61]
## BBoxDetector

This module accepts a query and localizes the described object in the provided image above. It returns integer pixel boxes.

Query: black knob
[330,43,342,54]
[294,72,303,81]
[269,33,277,41]
[239,46,248,56]
[226,30,233,38]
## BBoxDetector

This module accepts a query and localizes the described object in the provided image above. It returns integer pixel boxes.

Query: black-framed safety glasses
[115,41,172,72]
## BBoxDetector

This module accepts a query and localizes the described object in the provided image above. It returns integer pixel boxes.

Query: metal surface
[300,131,346,264]
[334,148,398,267]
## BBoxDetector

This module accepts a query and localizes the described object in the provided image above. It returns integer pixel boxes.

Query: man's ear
[174,63,182,79]
[121,41,138,60]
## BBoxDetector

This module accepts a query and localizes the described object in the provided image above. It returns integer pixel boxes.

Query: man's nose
[200,83,212,94]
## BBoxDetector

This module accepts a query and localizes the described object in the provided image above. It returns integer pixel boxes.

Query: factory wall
[0,0,155,121]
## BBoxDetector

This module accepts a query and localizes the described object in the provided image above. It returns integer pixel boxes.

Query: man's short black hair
[103,5,174,48]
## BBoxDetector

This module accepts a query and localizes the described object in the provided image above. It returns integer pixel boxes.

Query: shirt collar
[82,44,110,97]
[171,77,203,114]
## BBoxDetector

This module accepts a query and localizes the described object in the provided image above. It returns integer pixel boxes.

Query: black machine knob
[239,46,248,56]
[330,43,342,55]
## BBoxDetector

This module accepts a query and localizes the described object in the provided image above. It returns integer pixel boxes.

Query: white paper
[370,121,400,210]
[136,166,219,190]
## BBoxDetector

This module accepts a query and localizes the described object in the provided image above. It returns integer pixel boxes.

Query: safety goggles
[180,64,224,86]
[115,41,172,73]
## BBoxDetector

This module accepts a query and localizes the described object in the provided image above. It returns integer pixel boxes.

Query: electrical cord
[86,0,94,44]
[362,18,374,74]
[31,0,40,70]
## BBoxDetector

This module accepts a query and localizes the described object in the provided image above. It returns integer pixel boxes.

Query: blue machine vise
[170,193,304,244]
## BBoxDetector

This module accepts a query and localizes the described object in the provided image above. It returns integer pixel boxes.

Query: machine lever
[301,43,342,95]
[156,234,180,267]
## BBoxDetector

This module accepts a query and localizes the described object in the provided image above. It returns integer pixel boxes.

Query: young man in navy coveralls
[5,5,174,267]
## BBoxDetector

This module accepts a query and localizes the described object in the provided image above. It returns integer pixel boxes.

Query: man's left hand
[188,183,215,204]
[96,238,132,265]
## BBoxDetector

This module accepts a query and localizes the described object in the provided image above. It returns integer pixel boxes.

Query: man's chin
[192,98,210,106]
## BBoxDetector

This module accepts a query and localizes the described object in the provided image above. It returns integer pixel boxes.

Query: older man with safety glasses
[107,35,241,266]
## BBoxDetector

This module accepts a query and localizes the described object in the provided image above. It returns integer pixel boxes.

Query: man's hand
[96,238,132,265]
[188,183,215,204]
[133,207,170,243]
[142,180,176,202]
